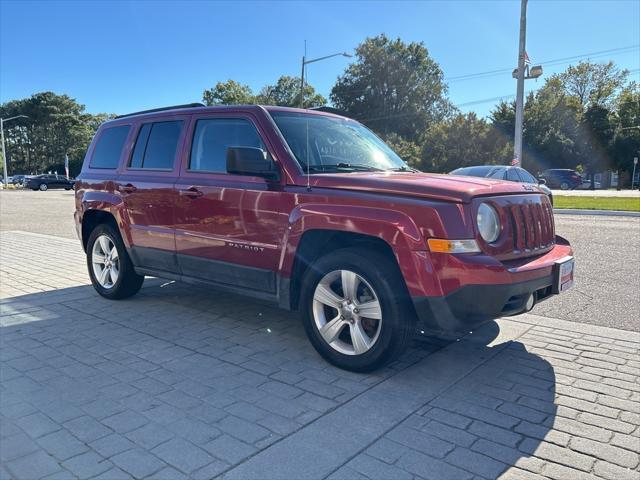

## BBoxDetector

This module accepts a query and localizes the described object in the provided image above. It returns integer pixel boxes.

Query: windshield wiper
[306,163,385,172]
[386,165,420,173]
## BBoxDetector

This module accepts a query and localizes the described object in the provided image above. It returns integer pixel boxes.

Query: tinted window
[130,121,182,169]
[452,166,493,177]
[90,125,130,169]
[130,124,151,169]
[189,118,265,172]
[506,169,521,182]
[487,168,506,179]
[517,168,537,183]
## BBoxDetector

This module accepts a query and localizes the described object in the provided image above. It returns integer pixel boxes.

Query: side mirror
[226,147,280,181]
[538,178,546,185]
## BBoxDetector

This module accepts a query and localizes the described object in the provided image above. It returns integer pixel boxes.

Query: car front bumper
[412,236,574,335]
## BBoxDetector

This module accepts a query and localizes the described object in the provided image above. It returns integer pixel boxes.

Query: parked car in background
[26,174,75,191]
[10,174,28,185]
[450,165,553,205]
[539,169,582,190]
[74,104,574,372]
[577,177,602,190]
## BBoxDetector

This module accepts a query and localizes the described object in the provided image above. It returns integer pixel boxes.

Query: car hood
[308,172,545,203]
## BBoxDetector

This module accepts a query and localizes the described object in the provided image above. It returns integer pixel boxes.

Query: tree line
[2,34,638,183]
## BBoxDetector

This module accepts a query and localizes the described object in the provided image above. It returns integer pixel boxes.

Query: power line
[332,45,639,99]
[455,67,639,108]
[447,44,639,82]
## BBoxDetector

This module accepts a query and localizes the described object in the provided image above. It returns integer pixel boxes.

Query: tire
[65,186,71,190]
[299,248,415,372]
[86,223,144,300]
[39,183,48,191]
[560,182,569,190]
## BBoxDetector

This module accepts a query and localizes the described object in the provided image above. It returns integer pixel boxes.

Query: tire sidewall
[39,183,48,191]
[300,249,410,372]
[86,224,136,299]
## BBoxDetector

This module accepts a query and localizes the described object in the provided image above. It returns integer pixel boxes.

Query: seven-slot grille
[508,201,555,253]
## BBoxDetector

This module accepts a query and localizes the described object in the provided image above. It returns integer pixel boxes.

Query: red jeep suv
[74,104,574,371]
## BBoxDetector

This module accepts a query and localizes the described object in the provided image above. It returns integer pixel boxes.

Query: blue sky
[1,0,638,117]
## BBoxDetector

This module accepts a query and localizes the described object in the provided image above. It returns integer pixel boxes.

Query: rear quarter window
[89,125,131,169]
[129,121,183,170]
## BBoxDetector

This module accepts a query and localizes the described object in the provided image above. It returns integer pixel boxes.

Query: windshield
[270,111,407,172]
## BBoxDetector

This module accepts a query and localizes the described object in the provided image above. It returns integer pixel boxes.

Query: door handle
[179,187,204,198]
[118,183,137,193]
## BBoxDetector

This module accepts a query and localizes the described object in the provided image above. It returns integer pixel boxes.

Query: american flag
[511,158,520,166]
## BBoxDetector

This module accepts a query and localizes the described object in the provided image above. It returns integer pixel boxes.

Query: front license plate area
[553,257,575,294]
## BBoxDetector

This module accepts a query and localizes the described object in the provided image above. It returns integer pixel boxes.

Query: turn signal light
[427,238,480,254]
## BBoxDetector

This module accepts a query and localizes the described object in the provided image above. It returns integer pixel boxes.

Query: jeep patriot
[74,104,574,371]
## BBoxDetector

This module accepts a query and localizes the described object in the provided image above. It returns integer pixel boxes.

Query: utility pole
[1,115,28,186]
[299,45,352,109]
[513,0,528,168]
[1,118,6,186]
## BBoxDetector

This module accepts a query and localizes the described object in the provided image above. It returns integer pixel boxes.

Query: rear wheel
[87,224,144,299]
[300,248,414,372]
[560,181,570,190]
[39,183,48,191]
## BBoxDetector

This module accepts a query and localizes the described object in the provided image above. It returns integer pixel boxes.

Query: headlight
[477,203,500,243]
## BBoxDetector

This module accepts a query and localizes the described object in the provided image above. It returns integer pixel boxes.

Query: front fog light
[477,203,500,243]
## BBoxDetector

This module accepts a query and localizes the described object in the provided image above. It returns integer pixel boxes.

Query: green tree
[257,75,326,108]
[421,112,511,173]
[610,83,640,185]
[579,104,615,187]
[382,133,422,168]
[331,34,452,141]
[557,60,629,111]
[202,80,255,105]
[0,92,109,175]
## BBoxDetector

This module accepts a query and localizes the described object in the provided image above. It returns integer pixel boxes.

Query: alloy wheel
[312,269,382,355]
[91,234,120,289]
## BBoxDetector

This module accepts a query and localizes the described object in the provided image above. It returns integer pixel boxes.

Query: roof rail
[115,103,205,119]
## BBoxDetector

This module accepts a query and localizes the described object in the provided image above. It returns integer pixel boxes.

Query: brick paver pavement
[1,231,638,480]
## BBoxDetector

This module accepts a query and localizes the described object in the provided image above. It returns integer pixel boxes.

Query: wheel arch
[81,210,119,251]
[281,204,425,311]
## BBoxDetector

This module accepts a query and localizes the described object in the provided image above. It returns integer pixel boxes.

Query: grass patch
[554,196,640,212]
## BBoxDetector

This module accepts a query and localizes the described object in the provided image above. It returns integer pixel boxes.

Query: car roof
[106,104,348,126]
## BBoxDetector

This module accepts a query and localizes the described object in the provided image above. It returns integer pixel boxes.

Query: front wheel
[87,224,144,299]
[560,181,570,190]
[300,248,414,372]
[39,183,48,191]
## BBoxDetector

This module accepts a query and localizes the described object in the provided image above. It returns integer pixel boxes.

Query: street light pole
[299,51,352,108]
[513,0,528,168]
[1,115,28,186]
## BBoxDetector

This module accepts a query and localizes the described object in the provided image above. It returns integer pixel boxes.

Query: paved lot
[2,190,638,331]
[1,191,640,480]
[534,214,640,331]
[1,231,639,480]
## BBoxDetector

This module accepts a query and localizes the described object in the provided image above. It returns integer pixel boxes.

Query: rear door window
[189,118,265,173]
[129,121,183,170]
[90,125,131,169]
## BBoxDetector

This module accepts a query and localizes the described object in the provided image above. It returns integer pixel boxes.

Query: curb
[554,208,640,218]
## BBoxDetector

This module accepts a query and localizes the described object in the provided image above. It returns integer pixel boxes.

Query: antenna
[304,40,311,192]
[306,111,311,191]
